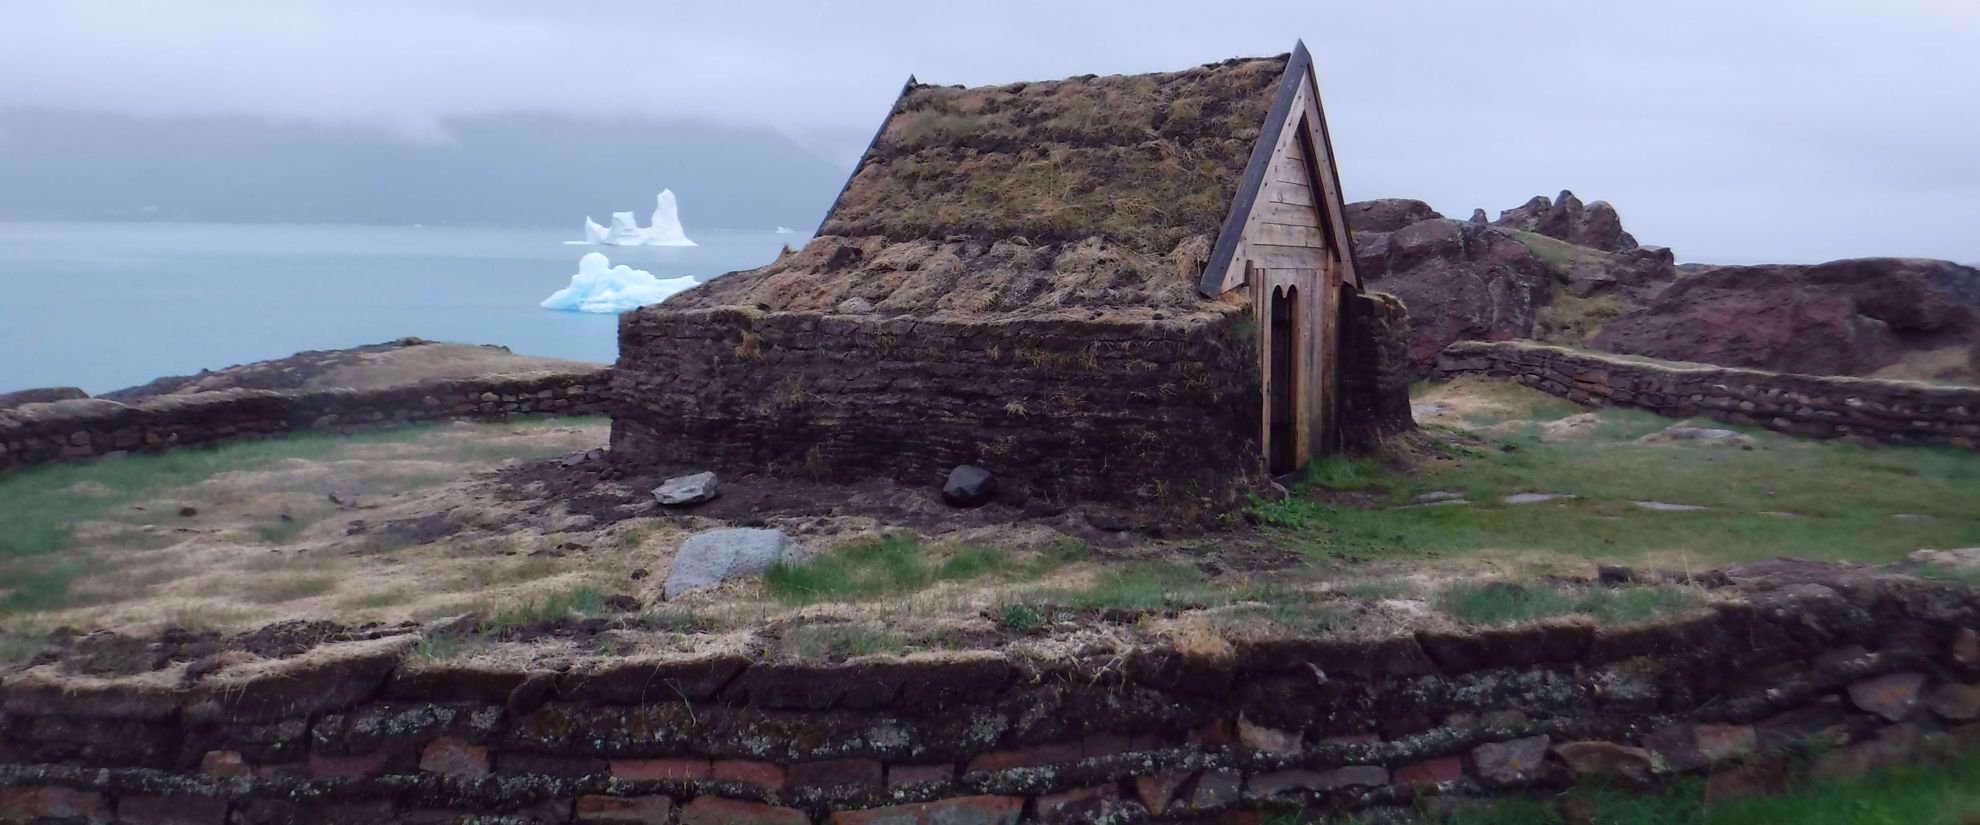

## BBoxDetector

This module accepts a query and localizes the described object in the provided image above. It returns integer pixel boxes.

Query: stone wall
[1337,291,1416,451]
[610,307,1265,524]
[0,370,612,473]
[2,563,1977,823]
[1433,340,1980,448]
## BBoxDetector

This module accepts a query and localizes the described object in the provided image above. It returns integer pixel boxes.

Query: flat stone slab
[1391,499,1470,510]
[1414,491,1465,503]
[653,471,721,506]
[663,528,800,599]
[1632,501,1710,512]
[1503,493,1573,505]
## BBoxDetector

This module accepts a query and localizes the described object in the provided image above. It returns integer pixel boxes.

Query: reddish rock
[1392,756,1465,788]
[0,787,107,822]
[712,759,787,791]
[1472,735,1550,786]
[1954,629,1980,669]
[306,749,390,780]
[1236,717,1303,756]
[829,795,1024,825]
[1189,769,1243,809]
[680,797,809,825]
[1848,672,1928,722]
[1553,741,1654,783]
[115,794,228,825]
[964,742,1081,773]
[1134,771,1192,815]
[1703,758,1793,805]
[576,795,674,824]
[500,752,609,778]
[1927,683,1980,721]
[199,749,251,778]
[1814,724,1920,779]
[1189,719,1237,747]
[1695,725,1757,762]
[788,758,883,791]
[419,737,490,778]
[887,763,955,788]
[612,757,713,781]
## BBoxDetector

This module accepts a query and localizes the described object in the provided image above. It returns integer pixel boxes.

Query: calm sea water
[0,222,801,394]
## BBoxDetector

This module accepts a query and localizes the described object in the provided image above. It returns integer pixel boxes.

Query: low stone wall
[1433,340,1980,448]
[611,307,1265,524]
[0,370,613,473]
[3,562,1977,823]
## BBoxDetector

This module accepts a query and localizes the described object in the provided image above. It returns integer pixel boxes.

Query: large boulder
[1352,218,1555,373]
[663,528,801,599]
[1492,190,1639,253]
[1343,199,1444,234]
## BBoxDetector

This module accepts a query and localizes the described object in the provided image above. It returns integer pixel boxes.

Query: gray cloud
[3,0,1975,263]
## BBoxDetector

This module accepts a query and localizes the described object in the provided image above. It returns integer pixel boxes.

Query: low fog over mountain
[0,109,848,228]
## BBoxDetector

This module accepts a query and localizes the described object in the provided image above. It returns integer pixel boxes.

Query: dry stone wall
[1433,340,1980,448]
[0,370,612,473]
[1337,291,1416,450]
[3,562,1978,823]
[611,307,1265,524]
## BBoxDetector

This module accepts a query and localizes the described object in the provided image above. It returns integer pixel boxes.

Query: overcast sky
[3,0,1976,264]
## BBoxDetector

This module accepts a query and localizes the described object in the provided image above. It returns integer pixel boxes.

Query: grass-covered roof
[663,55,1291,321]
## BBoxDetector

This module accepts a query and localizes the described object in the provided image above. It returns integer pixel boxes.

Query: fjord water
[0,222,798,394]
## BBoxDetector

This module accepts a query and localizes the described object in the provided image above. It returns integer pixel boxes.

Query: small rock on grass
[1414,491,1465,503]
[663,528,801,600]
[942,465,997,507]
[1632,501,1709,512]
[653,471,720,506]
[1503,493,1572,505]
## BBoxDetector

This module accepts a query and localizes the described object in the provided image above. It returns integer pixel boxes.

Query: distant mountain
[0,109,849,229]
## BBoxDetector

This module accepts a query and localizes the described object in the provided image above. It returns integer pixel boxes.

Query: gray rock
[1414,491,1465,503]
[942,465,997,507]
[0,386,88,410]
[836,296,875,314]
[663,528,800,599]
[653,471,720,506]
[1632,501,1709,512]
[1503,493,1573,505]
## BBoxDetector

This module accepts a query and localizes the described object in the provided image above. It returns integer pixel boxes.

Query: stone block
[1133,771,1192,815]
[1392,756,1465,788]
[612,757,714,781]
[712,759,787,791]
[419,737,490,778]
[1472,735,1550,786]
[1554,741,1654,783]
[1927,683,1980,721]
[680,797,809,825]
[830,795,1025,825]
[199,749,251,778]
[788,757,883,791]
[0,787,108,823]
[1848,672,1927,721]
[576,795,674,824]
[115,794,228,825]
[964,741,1081,773]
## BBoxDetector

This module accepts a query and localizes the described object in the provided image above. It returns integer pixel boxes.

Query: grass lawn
[1252,379,1980,568]
[0,418,606,623]
[1330,749,1980,824]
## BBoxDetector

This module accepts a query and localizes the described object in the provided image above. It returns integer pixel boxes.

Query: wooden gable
[1197,42,1358,298]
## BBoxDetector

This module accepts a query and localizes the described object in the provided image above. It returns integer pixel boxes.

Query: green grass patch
[1037,561,1215,611]
[242,573,339,604]
[782,622,906,659]
[765,535,1063,605]
[1416,749,1980,824]
[1436,581,1700,626]
[478,586,606,631]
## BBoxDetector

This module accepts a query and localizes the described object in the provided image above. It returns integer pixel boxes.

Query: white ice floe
[540,252,698,314]
[565,190,698,246]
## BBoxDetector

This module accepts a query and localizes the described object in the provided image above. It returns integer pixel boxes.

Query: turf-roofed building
[610,42,1413,523]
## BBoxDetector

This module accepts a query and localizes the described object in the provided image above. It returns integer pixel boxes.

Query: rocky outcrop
[0,387,88,410]
[1348,217,1555,372]
[1345,191,1977,383]
[1593,258,1980,376]
[1491,190,1638,253]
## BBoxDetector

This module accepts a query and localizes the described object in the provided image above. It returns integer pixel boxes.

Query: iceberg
[566,190,698,246]
[645,189,697,247]
[540,252,699,314]
[566,216,611,245]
